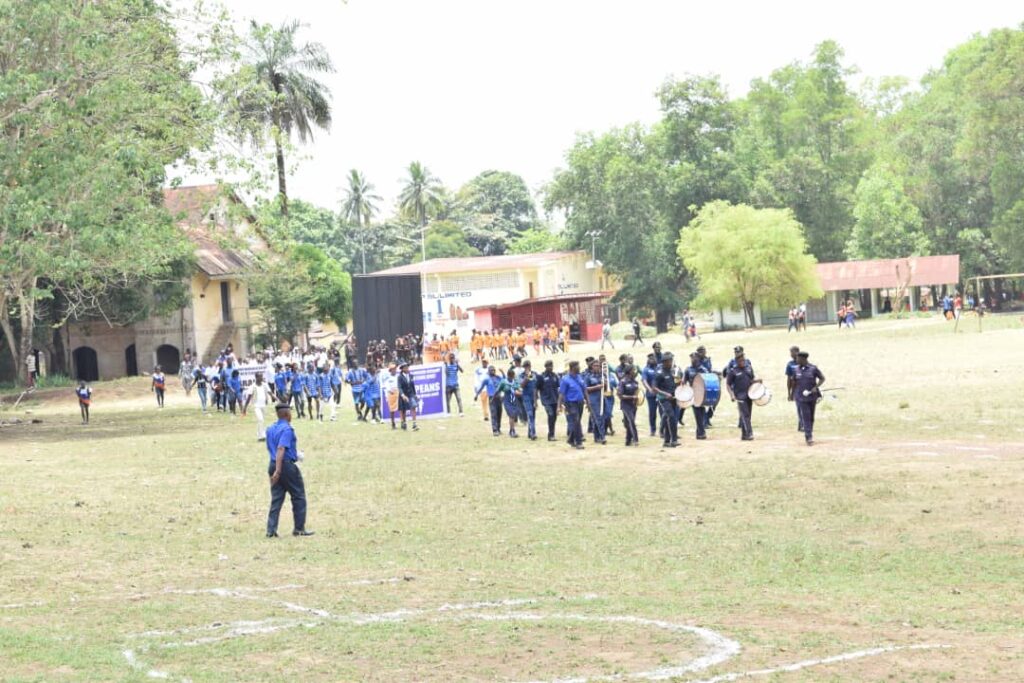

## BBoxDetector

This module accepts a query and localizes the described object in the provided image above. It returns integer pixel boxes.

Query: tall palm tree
[340,169,382,274]
[398,162,444,262]
[234,20,334,216]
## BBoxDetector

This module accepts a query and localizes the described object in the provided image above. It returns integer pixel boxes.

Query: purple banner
[380,363,447,420]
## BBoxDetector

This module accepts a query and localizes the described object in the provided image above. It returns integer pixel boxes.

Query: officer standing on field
[265,402,314,538]
[725,348,759,441]
[792,351,825,446]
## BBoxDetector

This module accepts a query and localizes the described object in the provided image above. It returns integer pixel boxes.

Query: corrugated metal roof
[163,185,257,278]
[371,251,586,276]
[468,291,613,311]
[816,255,960,291]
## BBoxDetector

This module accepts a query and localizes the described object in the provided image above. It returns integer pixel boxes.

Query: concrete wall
[67,322,137,380]
[189,273,250,361]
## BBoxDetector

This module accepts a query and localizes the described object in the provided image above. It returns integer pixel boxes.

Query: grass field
[1,315,1022,682]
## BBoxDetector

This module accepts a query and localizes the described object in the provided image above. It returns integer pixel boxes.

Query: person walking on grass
[265,402,313,538]
[249,373,273,441]
[397,362,419,431]
[792,351,825,446]
[193,364,209,413]
[631,318,644,347]
[76,381,92,425]
[601,319,614,350]
[152,366,166,408]
[444,352,465,416]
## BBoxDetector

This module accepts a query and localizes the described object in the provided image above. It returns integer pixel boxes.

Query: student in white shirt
[249,372,273,441]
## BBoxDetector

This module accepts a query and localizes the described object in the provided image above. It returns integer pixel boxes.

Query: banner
[380,362,447,420]
[235,363,271,391]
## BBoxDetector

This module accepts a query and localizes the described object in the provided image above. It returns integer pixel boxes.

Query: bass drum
[674,384,694,409]
[692,372,721,408]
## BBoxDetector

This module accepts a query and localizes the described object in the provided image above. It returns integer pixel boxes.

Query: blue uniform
[290,372,306,396]
[519,371,537,438]
[274,371,288,396]
[558,373,586,446]
[793,362,825,443]
[318,372,332,399]
[329,366,342,388]
[346,368,366,404]
[641,363,659,435]
[265,418,306,536]
[535,370,561,440]
[304,372,318,395]
[362,373,379,408]
[786,359,802,431]
[582,371,605,443]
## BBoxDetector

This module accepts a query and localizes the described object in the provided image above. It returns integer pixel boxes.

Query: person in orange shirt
[500,330,511,360]
[486,331,496,359]
[532,327,542,356]
[562,324,570,352]
[470,331,482,362]
[450,331,460,357]
[547,324,558,354]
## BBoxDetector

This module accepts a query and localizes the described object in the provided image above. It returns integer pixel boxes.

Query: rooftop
[163,185,258,279]
[370,251,586,276]
[816,255,960,291]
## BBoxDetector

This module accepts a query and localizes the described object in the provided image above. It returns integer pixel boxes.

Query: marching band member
[792,351,825,446]
[502,368,522,438]
[536,359,561,441]
[652,353,679,447]
[682,353,708,440]
[520,360,538,440]
[558,360,586,449]
[474,364,504,436]
[641,354,659,437]
[617,364,641,446]
[725,348,759,441]
[785,346,803,433]
[583,359,606,444]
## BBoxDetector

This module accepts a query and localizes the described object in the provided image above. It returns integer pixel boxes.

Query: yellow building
[66,185,263,380]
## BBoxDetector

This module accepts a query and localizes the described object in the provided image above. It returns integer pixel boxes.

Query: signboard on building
[380,362,447,420]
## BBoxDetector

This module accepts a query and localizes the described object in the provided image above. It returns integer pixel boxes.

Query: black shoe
[670,440,680,447]
[574,444,585,450]
[806,439,815,446]
[696,435,707,440]
[510,432,519,438]
[266,532,279,538]
[293,530,315,537]
[548,436,556,442]
[412,424,419,431]
[742,436,754,441]
[493,431,501,437]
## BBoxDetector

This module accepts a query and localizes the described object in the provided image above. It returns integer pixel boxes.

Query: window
[429,271,520,293]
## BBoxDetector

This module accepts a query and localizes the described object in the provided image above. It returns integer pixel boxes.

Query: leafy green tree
[249,259,316,347]
[258,199,350,266]
[547,126,682,331]
[0,0,213,381]
[457,170,538,255]
[508,226,565,254]
[678,202,822,327]
[292,244,352,326]
[225,20,334,217]
[846,163,928,259]
[340,169,382,273]
[424,221,480,259]
[735,41,874,260]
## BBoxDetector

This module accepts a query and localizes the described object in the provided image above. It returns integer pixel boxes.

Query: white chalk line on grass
[118,585,947,683]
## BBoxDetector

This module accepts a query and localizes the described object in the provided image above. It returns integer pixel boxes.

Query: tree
[0,0,213,382]
[734,41,874,261]
[423,221,479,259]
[398,161,444,229]
[678,202,822,327]
[226,20,334,217]
[546,126,683,331]
[292,244,352,327]
[508,226,565,254]
[457,171,539,255]
[846,163,928,259]
[258,199,350,266]
[340,169,382,274]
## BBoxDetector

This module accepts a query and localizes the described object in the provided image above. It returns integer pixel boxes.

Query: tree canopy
[678,202,822,327]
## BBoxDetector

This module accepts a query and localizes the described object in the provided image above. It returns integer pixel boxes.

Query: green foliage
[424,221,479,259]
[457,171,539,255]
[507,226,565,254]
[0,0,216,380]
[292,244,352,326]
[340,169,382,274]
[257,198,349,266]
[679,202,822,327]
[847,163,928,259]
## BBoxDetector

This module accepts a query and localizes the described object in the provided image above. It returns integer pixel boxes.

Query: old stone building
[66,185,263,381]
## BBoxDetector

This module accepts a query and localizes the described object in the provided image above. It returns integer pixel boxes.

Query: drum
[674,384,694,409]
[692,372,721,408]
[749,382,771,406]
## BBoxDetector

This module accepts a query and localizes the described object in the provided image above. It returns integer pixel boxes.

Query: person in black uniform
[682,353,708,440]
[536,360,561,441]
[652,352,679,447]
[785,345,804,432]
[631,318,644,347]
[696,345,714,427]
[725,348,759,441]
[723,346,754,429]
[397,362,419,431]
[792,351,825,445]
[617,364,641,446]
[640,354,659,437]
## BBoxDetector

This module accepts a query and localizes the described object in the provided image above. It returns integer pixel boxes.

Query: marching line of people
[470,341,826,449]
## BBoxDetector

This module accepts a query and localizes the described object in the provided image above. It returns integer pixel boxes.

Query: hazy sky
[200,0,1022,213]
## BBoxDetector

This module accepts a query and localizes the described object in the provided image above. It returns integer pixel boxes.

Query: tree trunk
[275,138,288,217]
[654,308,671,334]
[743,301,757,328]
[50,325,68,375]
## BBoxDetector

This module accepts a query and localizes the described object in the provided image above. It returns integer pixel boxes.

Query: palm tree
[233,20,334,216]
[340,169,382,274]
[398,162,444,262]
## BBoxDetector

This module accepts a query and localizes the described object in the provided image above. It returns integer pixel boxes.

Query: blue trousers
[691,406,707,438]
[489,395,503,434]
[566,401,584,446]
[647,397,658,434]
[587,397,605,442]
[542,402,558,438]
[267,460,307,535]
[197,385,208,411]
[522,398,536,438]
[797,400,816,442]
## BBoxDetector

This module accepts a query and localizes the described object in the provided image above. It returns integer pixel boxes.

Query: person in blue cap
[265,402,313,538]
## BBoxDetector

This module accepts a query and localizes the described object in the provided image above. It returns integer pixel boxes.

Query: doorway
[220,281,232,323]
[125,344,138,376]
[156,344,181,375]
[73,346,99,382]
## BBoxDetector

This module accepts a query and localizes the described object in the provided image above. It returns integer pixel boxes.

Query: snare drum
[674,384,694,409]
[754,386,772,407]
[692,372,721,408]
[748,382,766,402]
